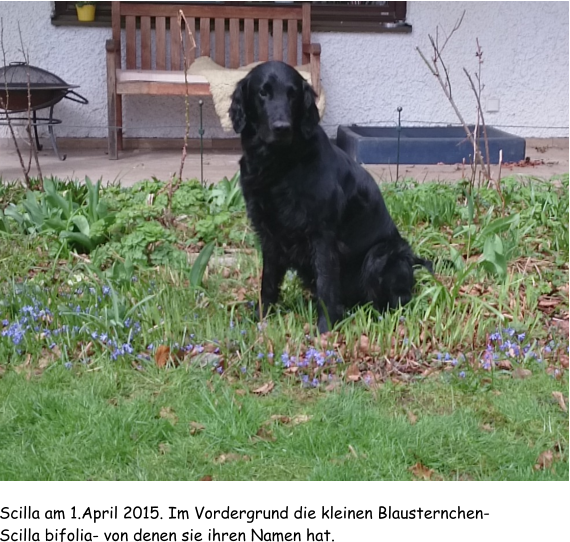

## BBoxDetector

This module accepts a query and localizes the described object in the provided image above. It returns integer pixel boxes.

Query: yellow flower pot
[76,5,96,22]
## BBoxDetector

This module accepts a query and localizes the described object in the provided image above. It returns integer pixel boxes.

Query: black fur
[230,61,431,333]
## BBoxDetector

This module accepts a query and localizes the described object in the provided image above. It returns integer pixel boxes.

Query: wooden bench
[106,2,321,159]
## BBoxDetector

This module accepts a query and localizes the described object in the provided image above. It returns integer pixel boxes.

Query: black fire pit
[0,62,88,160]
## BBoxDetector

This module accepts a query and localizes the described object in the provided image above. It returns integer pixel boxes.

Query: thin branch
[0,18,32,189]
[18,21,43,185]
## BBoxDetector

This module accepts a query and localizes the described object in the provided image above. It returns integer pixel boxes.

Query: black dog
[229,61,431,333]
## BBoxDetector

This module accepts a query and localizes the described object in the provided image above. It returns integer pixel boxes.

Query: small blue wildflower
[121,343,134,355]
[257,352,264,359]
[240,366,247,373]
[131,276,138,283]
[124,317,132,328]
[89,287,96,295]
[444,352,451,361]
[451,359,458,367]
[504,327,515,337]
[267,352,274,359]
[544,346,552,353]
[489,332,501,341]
[147,343,154,350]
[1,319,8,327]
[100,333,108,343]
[229,320,235,329]
[102,285,111,296]
[64,362,72,370]
[49,342,57,349]
[459,371,466,378]
[482,361,491,370]
[240,329,246,335]
[195,345,204,353]
[311,378,319,387]
[301,374,309,384]
[75,288,83,295]
[517,332,526,342]
[280,353,290,368]
[133,322,141,334]
[91,331,99,340]
[216,366,223,374]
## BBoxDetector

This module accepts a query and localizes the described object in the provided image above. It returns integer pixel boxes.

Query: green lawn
[0,174,568,480]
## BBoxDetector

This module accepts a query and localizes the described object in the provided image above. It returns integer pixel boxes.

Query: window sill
[51,15,411,33]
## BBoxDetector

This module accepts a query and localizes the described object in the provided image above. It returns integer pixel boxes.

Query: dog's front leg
[314,236,343,333]
[259,244,287,319]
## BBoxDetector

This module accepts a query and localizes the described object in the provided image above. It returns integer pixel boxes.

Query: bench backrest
[112,2,312,71]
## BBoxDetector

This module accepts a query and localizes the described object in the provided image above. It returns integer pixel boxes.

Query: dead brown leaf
[405,408,418,425]
[534,450,554,471]
[214,453,250,464]
[235,389,247,396]
[480,423,494,432]
[538,296,560,310]
[159,406,178,425]
[189,421,205,435]
[264,414,312,427]
[345,363,360,382]
[158,442,170,455]
[512,367,532,379]
[155,345,170,368]
[254,426,276,442]
[552,391,567,413]
[199,475,213,481]
[252,380,275,395]
[409,462,441,481]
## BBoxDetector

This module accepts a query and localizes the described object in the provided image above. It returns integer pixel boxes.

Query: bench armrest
[106,38,120,54]
[302,43,321,56]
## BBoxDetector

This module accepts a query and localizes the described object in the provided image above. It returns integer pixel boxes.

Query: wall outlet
[486,98,500,112]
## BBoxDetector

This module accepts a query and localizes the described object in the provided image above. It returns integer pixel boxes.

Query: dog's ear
[301,80,319,138]
[229,77,248,133]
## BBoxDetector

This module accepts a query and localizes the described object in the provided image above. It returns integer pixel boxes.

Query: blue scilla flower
[102,285,111,296]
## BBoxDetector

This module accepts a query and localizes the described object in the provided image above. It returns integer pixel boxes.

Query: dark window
[52,2,408,32]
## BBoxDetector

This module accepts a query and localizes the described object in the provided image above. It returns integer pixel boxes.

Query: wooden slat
[214,18,225,66]
[140,17,151,69]
[184,17,196,67]
[112,1,121,43]
[258,19,269,62]
[229,18,240,68]
[301,3,311,63]
[155,16,166,70]
[200,17,210,57]
[170,16,181,70]
[125,16,137,69]
[244,18,255,65]
[287,19,297,66]
[273,19,283,61]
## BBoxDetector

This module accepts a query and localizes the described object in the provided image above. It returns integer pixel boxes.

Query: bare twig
[159,10,196,217]
[17,22,43,185]
[0,18,33,189]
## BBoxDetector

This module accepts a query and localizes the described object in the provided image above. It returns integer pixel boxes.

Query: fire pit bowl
[0,62,88,160]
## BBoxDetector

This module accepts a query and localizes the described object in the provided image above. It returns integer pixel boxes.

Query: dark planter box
[336,125,526,165]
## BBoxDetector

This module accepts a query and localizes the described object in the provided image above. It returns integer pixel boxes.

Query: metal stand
[198,99,204,185]
[1,105,66,160]
[396,106,402,183]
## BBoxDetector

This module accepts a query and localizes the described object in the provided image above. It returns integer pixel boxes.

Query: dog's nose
[272,121,292,134]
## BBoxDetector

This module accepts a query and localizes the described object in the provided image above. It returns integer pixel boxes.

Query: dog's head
[229,61,319,145]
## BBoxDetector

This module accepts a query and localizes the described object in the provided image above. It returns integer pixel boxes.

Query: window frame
[51,2,410,33]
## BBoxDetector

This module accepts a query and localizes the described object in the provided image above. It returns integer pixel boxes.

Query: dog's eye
[259,88,268,98]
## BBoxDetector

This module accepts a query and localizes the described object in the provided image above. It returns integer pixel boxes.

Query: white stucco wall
[0,1,568,143]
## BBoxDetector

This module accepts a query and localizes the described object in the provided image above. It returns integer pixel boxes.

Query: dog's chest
[245,184,315,255]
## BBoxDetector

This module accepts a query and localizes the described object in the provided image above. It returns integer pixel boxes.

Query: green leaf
[72,215,91,237]
[189,241,215,289]
[60,231,95,252]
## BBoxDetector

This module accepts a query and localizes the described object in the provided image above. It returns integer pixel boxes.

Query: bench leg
[106,39,119,160]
